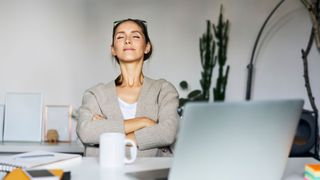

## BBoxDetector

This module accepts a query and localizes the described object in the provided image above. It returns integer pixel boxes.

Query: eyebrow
[115,30,143,36]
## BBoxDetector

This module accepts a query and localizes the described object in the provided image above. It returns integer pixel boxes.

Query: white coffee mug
[99,132,137,168]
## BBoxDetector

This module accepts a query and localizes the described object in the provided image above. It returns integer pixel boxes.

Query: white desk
[42,157,320,180]
[282,157,319,180]
[0,141,84,155]
[1,157,318,179]
[45,157,172,180]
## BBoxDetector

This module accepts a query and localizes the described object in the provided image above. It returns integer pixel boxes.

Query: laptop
[168,99,304,180]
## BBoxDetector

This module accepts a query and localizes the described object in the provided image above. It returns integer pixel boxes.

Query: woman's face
[112,21,150,63]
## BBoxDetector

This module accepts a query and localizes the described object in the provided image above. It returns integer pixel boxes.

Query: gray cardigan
[77,77,180,157]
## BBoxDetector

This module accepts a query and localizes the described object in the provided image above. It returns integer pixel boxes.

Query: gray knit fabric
[77,77,180,157]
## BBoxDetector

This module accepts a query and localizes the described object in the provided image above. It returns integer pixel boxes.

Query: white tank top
[118,97,137,120]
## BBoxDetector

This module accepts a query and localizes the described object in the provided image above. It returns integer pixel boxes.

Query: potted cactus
[179,5,230,114]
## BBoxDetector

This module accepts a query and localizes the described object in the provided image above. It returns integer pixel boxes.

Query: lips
[123,48,135,51]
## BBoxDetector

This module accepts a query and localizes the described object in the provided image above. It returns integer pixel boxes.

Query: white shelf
[0,141,84,155]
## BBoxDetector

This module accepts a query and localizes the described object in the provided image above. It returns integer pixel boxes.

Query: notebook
[0,151,82,172]
[169,99,304,180]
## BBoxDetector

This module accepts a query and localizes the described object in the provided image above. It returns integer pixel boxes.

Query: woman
[77,19,180,157]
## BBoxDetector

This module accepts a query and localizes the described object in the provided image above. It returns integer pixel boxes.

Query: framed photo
[4,92,43,142]
[44,105,72,142]
[0,104,4,141]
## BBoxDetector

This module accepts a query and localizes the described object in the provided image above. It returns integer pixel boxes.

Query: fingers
[92,114,104,121]
[143,117,156,127]
[126,132,137,144]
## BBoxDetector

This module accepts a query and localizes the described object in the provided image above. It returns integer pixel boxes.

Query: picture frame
[0,104,4,141]
[4,92,43,142]
[44,105,72,142]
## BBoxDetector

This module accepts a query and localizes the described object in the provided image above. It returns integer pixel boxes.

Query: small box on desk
[4,169,64,180]
[305,164,320,180]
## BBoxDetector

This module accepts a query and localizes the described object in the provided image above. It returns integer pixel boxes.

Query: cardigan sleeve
[77,90,124,144]
[134,80,180,150]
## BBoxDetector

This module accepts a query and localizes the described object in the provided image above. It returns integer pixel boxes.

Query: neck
[119,60,144,87]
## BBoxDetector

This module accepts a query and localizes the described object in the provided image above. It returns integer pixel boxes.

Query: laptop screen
[169,99,303,180]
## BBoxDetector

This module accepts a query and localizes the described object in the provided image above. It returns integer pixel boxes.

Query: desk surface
[1,157,318,180]
[42,157,172,180]
[0,141,84,155]
[283,157,319,180]
[41,157,320,180]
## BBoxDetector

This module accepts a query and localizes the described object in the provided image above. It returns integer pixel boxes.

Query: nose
[125,37,132,44]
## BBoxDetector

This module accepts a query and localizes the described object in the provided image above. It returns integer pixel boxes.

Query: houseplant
[179,5,230,114]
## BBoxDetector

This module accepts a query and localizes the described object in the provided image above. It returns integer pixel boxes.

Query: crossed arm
[78,80,179,151]
[92,114,156,144]
[123,117,156,143]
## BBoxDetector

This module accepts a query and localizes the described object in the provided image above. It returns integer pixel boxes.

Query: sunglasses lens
[113,19,147,26]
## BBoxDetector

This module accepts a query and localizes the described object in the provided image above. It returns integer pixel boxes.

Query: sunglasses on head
[113,19,147,27]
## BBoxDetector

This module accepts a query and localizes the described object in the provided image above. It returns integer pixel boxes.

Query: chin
[119,57,143,63]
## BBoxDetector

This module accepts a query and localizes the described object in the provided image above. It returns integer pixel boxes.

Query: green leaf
[188,90,202,99]
[179,98,189,108]
[179,81,189,90]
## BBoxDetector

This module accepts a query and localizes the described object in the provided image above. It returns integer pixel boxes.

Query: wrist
[141,117,149,127]
[142,117,155,127]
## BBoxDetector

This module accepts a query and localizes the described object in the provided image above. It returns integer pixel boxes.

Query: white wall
[0,0,319,111]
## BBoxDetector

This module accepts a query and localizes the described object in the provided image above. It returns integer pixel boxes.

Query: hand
[92,114,104,121]
[124,117,156,134]
[126,132,137,145]
[142,117,156,127]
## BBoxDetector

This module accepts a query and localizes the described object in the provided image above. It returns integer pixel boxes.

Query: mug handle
[124,139,137,164]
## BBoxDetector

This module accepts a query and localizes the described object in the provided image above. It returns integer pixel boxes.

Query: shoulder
[145,77,179,107]
[145,77,178,94]
[85,80,115,96]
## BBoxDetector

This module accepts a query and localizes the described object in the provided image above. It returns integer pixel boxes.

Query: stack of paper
[305,164,320,180]
[0,151,82,172]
